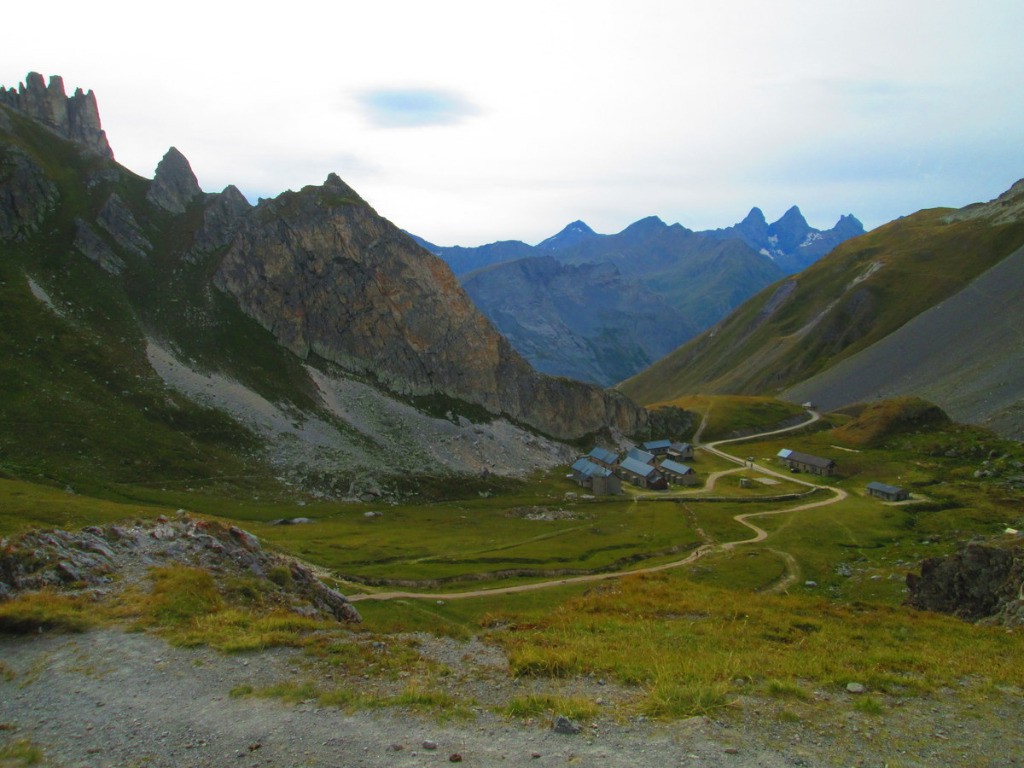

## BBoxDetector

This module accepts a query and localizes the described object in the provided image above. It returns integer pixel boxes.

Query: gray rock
[905,542,1024,622]
[552,715,582,735]
[0,72,112,158]
[147,147,202,213]
[97,193,152,258]
[846,682,867,694]
[186,184,252,261]
[73,219,125,275]
[0,145,59,241]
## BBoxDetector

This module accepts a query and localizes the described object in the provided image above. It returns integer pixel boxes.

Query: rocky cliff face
[0,72,112,158]
[214,174,647,439]
[0,145,59,241]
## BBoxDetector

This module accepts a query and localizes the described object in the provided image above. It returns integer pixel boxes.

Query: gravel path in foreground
[3,628,1023,768]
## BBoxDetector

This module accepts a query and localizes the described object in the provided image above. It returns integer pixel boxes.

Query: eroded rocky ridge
[0,72,112,158]
[214,174,647,440]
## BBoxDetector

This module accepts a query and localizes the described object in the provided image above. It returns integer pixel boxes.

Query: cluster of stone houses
[570,440,697,494]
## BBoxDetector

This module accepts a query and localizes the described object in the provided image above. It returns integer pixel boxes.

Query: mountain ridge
[414,206,864,386]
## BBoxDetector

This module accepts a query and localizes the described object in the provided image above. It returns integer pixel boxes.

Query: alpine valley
[4,72,1024,768]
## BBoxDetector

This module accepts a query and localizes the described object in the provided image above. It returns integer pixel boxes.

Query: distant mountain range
[620,180,1024,440]
[411,209,864,386]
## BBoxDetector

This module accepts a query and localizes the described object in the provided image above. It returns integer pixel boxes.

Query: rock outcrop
[147,146,203,213]
[905,540,1024,626]
[0,72,112,158]
[188,184,253,260]
[73,219,126,275]
[0,145,59,241]
[0,516,361,624]
[97,192,152,258]
[214,173,647,439]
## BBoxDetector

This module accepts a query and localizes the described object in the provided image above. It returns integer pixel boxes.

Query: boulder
[905,541,1024,623]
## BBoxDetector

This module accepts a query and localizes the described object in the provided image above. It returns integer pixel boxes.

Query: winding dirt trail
[347,410,842,602]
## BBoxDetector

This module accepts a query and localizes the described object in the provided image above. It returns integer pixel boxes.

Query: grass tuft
[0,590,95,634]
[642,680,733,719]
[501,694,600,721]
[0,738,45,765]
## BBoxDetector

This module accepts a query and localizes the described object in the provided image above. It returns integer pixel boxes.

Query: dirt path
[349,411,840,603]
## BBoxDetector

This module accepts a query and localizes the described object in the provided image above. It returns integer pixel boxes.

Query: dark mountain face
[405,233,536,276]
[461,256,698,386]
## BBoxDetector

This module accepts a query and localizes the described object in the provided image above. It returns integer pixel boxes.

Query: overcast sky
[3,1,1022,246]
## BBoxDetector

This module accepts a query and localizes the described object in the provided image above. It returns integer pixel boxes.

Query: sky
[3,0,1023,246]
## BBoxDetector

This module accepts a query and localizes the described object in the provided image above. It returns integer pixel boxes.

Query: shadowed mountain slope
[460,256,699,385]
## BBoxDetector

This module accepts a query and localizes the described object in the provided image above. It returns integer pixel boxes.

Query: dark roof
[620,456,661,478]
[642,439,672,451]
[627,447,656,465]
[660,459,694,476]
[588,446,619,465]
[572,458,612,478]
[867,481,905,495]
[778,448,834,468]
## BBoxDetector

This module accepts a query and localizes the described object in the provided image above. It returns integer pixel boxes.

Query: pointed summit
[741,207,767,226]
[536,219,598,252]
[767,206,811,252]
[147,147,202,213]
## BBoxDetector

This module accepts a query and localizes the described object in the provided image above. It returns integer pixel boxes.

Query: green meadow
[3,397,1023,720]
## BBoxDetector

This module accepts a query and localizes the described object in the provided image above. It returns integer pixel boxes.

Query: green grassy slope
[619,205,1024,406]
[0,107,315,495]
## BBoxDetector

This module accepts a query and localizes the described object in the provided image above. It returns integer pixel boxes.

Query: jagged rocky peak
[147,146,202,213]
[767,205,811,251]
[0,72,112,158]
[188,184,254,261]
[832,213,865,238]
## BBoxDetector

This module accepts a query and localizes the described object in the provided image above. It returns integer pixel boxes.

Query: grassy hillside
[648,394,808,442]
[619,205,1024,407]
